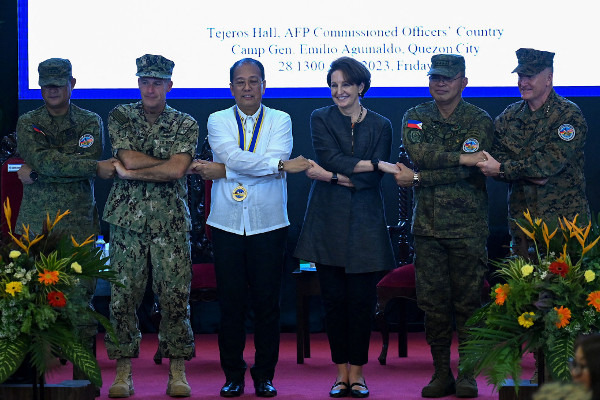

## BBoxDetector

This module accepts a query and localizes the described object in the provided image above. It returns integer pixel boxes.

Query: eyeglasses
[568,358,588,376]
[428,75,464,84]
[232,78,263,89]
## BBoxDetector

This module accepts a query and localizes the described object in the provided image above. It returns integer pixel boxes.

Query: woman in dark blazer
[294,57,396,398]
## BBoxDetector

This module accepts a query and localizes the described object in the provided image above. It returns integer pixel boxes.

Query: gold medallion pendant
[232,185,247,201]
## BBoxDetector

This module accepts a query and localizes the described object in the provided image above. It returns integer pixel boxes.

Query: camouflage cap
[136,54,174,79]
[428,54,465,78]
[38,58,72,87]
[512,48,554,75]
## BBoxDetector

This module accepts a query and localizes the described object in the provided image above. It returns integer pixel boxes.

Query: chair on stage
[374,263,417,365]
[375,263,490,365]
[0,157,25,235]
[153,179,217,364]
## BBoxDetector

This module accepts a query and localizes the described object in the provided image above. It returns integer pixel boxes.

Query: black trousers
[316,264,378,366]
[211,227,287,382]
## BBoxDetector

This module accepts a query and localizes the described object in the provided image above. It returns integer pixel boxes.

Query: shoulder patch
[406,120,423,130]
[557,124,575,141]
[79,134,94,148]
[462,138,479,153]
[110,108,129,125]
[407,129,422,144]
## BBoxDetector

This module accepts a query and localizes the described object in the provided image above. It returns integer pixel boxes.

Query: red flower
[548,261,569,277]
[47,291,66,307]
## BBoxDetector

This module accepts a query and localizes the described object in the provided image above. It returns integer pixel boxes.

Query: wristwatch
[330,172,338,185]
[412,171,420,187]
[498,163,506,179]
[29,170,39,182]
[278,159,284,172]
[371,158,380,171]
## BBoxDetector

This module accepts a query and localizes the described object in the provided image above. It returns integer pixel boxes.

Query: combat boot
[422,346,455,398]
[456,373,478,398]
[167,358,191,397]
[108,358,134,398]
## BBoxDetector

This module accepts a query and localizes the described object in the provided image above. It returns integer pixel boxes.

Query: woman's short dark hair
[230,58,265,82]
[576,334,600,400]
[326,57,371,98]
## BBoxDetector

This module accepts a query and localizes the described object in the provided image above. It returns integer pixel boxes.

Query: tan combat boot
[108,358,134,398]
[167,358,191,397]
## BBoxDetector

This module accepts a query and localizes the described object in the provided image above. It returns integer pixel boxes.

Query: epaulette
[110,108,129,126]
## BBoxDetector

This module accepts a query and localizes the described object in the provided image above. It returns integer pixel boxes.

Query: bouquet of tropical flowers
[460,210,600,390]
[0,198,119,388]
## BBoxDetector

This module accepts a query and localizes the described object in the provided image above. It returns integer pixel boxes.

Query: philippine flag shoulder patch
[406,120,423,130]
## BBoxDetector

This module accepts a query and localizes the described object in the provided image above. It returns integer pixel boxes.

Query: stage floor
[46,332,534,399]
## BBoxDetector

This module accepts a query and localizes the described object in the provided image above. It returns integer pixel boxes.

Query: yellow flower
[518,312,536,328]
[5,281,23,296]
[521,264,534,277]
[585,270,596,283]
[70,262,82,274]
[9,250,22,259]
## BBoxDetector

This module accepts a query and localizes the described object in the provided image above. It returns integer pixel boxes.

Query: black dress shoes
[350,382,369,398]
[254,379,277,397]
[220,380,244,397]
[329,381,350,397]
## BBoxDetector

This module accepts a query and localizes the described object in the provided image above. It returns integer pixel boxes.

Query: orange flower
[45,210,70,232]
[47,291,66,307]
[71,234,95,248]
[38,269,60,286]
[554,306,571,328]
[588,291,600,312]
[548,261,569,277]
[3,198,12,233]
[495,284,510,306]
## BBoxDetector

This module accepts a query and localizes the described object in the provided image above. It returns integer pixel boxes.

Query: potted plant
[460,210,600,390]
[0,198,120,396]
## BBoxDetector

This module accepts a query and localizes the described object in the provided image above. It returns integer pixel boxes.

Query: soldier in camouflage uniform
[477,48,590,257]
[103,54,198,398]
[15,58,116,388]
[384,54,492,398]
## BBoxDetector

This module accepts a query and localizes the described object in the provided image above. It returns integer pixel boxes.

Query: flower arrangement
[0,198,119,388]
[460,210,600,389]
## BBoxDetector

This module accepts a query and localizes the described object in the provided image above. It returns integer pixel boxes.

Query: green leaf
[545,336,575,382]
[61,340,102,387]
[0,336,29,383]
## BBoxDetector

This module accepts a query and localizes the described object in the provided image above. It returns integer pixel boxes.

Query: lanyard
[235,106,264,152]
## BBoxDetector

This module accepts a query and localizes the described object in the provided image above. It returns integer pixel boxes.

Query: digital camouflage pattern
[16,104,102,241]
[103,101,198,360]
[493,89,590,241]
[38,58,72,87]
[105,225,194,360]
[103,102,198,233]
[402,99,494,238]
[414,236,487,347]
[135,54,174,79]
[16,104,102,339]
[512,48,555,76]
[428,54,465,78]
